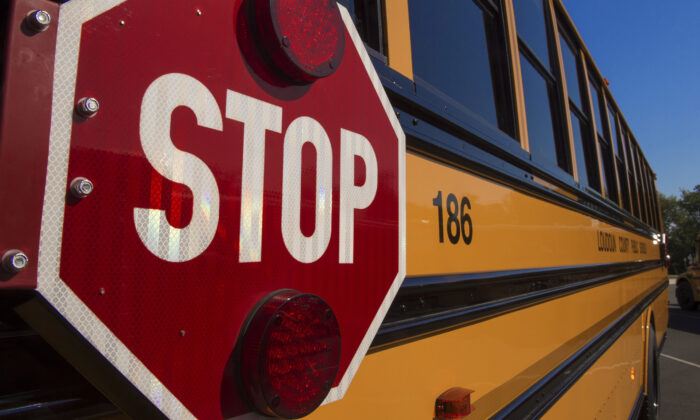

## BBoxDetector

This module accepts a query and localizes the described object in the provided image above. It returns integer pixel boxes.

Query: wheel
[676,280,697,311]
[639,326,660,420]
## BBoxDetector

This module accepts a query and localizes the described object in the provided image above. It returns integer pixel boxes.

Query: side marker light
[435,387,474,419]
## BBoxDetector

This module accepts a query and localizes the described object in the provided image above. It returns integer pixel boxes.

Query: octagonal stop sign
[35,0,405,418]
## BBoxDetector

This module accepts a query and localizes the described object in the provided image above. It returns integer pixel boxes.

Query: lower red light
[240,290,341,418]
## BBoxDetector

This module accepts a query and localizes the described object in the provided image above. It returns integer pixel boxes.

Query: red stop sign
[36,0,405,418]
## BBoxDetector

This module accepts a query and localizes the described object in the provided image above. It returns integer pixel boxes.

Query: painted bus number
[432,191,473,245]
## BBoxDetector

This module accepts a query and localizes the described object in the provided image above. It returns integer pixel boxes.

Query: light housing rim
[239,289,341,418]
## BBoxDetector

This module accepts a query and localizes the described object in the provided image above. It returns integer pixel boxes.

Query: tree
[659,185,700,274]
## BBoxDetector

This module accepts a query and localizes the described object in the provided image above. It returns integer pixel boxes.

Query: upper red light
[240,290,341,418]
[250,0,345,83]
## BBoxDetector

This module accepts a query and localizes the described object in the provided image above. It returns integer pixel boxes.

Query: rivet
[195,9,202,16]
[412,118,418,126]
[281,36,290,47]
[395,111,400,118]
[25,10,51,32]
[274,314,283,325]
[99,288,106,295]
[70,177,94,198]
[75,97,100,118]
[2,250,29,273]
[180,330,186,337]
[119,20,125,26]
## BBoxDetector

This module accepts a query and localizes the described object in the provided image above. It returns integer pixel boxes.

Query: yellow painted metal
[542,314,644,419]
[384,0,413,80]
[543,290,667,419]
[308,270,666,419]
[406,153,658,277]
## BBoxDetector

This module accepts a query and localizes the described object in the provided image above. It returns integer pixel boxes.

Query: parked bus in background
[0,0,667,419]
[676,232,700,310]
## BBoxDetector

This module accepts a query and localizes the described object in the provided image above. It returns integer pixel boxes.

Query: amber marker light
[240,290,341,418]
[250,0,346,83]
[435,387,475,419]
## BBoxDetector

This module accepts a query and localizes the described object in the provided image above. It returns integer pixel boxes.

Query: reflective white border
[37,1,405,419]
[38,0,194,418]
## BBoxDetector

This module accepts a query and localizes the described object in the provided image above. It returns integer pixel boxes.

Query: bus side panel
[541,311,644,420]
[306,271,663,420]
[406,153,658,276]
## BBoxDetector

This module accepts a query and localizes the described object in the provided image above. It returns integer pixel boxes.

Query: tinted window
[570,111,588,186]
[521,55,559,166]
[514,0,550,69]
[597,144,609,197]
[589,81,604,136]
[559,34,581,109]
[607,103,620,156]
[410,0,512,134]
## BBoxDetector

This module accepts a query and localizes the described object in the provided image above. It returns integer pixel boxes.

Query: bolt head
[2,250,28,273]
[25,10,51,32]
[76,97,100,118]
[281,36,290,47]
[70,177,94,198]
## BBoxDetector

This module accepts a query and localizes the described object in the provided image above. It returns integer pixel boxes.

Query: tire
[676,280,697,311]
[639,327,660,420]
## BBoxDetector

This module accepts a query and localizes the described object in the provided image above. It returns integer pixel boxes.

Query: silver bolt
[75,97,100,118]
[180,330,186,337]
[25,10,51,32]
[119,20,125,26]
[195,9,202,16]
[99,288,106,295]
[70,177,94,198]
[2,250,29,273]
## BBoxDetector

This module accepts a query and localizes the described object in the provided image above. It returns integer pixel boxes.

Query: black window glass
[514,0,550,69]
[618,161,630,211]
[600,141,617,202]
[589,81,605,137]
[607,103,621,156]
[597,144,609,198]
[353,0,384,53]
[521,55,559,166]
[410,0,512,135]
[559,34,581,109]
[570,111,588,187]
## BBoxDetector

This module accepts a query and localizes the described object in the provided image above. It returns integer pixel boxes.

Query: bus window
[337,0,386,56]
[569,111,590,187]
[515,0,570,172]
[559,30,598,189]
[588,81,617,202]
[409,0,515,137]
[623,128,640,217]
[514,0,551,70]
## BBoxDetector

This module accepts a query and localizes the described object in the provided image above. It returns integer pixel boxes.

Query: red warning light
[240,290,341,418]
[250,0,345,83]
[435,387,474,419]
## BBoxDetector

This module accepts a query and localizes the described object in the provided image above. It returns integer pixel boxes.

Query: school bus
[0,0,667,419]
[676,232,700,310]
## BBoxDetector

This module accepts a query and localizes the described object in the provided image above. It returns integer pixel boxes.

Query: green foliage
[659,185,700,273]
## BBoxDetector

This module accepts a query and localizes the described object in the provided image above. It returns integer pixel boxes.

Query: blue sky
[562,0,700,197]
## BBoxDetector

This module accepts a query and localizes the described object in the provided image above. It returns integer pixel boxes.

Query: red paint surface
[0,0,58,288]
[59,0,400,418]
